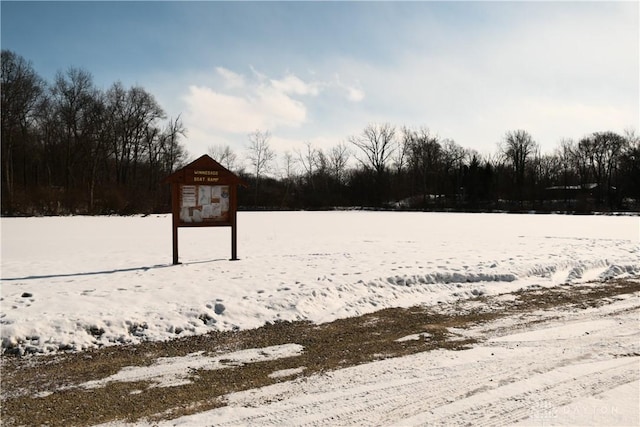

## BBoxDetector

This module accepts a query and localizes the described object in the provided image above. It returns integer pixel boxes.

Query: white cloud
[180,68,318,155]
[181,67,368,157]
[184,83,307,135]
[216,67,245,89]
[185,86,262,133]
[254,85,308,127]
[332,74,365,103]
[270,74,321,96]
[346,86,365,103]
[249,65,268,83]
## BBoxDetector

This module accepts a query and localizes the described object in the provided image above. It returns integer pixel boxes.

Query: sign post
[164,155,246,264]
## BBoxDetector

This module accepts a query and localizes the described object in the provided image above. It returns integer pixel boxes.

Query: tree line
[2,50,639,215]
[2,50,186,215]
[229,124,639,213]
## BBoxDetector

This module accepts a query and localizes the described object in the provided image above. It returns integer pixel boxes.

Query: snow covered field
[1,212,638,355]
[1,212,639,426]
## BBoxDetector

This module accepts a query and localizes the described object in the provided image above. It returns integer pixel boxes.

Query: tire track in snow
[416,358,639,427]
[213,351,605,426]
[213,358,529,426]
[210,302,639,427]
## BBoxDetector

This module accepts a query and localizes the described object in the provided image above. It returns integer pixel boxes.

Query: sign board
[164,155,246,264]
[179,184,230,223]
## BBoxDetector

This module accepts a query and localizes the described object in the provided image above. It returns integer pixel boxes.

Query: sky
[2,1,638,164]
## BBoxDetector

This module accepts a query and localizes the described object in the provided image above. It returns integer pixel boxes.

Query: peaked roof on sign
[163,154,247,186]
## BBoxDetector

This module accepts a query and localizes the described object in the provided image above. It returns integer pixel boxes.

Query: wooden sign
[164,155,246,264]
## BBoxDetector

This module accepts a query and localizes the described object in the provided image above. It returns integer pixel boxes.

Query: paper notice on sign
[198,186,212,206]
[212,186,222,199]
[180,207,191,222]
[211,202,222,218]
[181,186,197,208]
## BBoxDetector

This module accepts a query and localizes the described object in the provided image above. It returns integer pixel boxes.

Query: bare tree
[328,142,350,183]
[348,123,396,205]
[406,127,442,203]
[623,128,639,146]
[577,131,627,205]
[208,143,238,171]
[554,138,578,191]
[295,141,318,187]
[246,129,275,204]
[499,129,538,202]
[280,150,298,181]
[349,123,396,176]
[128,86,165,183]
[51,67,101,190]
[392,128,412,174]
[315,148,329,176]
[533,153,561,194]
[440,139,467,198]
[105,82,165,185]
[159,115,186,174]
[441,139,465,171]
[83,91,108,211]
[1,50,44,204]
[619,129,640,203]
[279,150,298,208]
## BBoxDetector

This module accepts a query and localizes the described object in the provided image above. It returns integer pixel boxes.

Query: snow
[489,318,622,342]
[268,367,307,379]
[81,344,304,389]
[104,294,640,427]
[395,332,432,342]
[1,211,639,425]
[2,212,637,355]
[517,381,640,426]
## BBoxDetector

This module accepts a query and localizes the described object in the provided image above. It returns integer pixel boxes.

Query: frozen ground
[112,292,640,427]
[1,212,639,426]
[1,212,638,355]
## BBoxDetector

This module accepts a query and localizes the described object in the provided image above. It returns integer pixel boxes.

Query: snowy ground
[1,212,639,425]
[111,290,640,427]
[1,212,638,355]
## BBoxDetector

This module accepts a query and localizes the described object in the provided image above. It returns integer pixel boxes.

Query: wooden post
[231,220,238,261]
[172,184,180,265]
[230,185,238,260]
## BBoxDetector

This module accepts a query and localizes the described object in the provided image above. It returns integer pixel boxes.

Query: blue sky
[2,1,638,162]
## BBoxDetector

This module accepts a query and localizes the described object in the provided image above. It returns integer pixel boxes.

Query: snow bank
[1,212,638,355]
